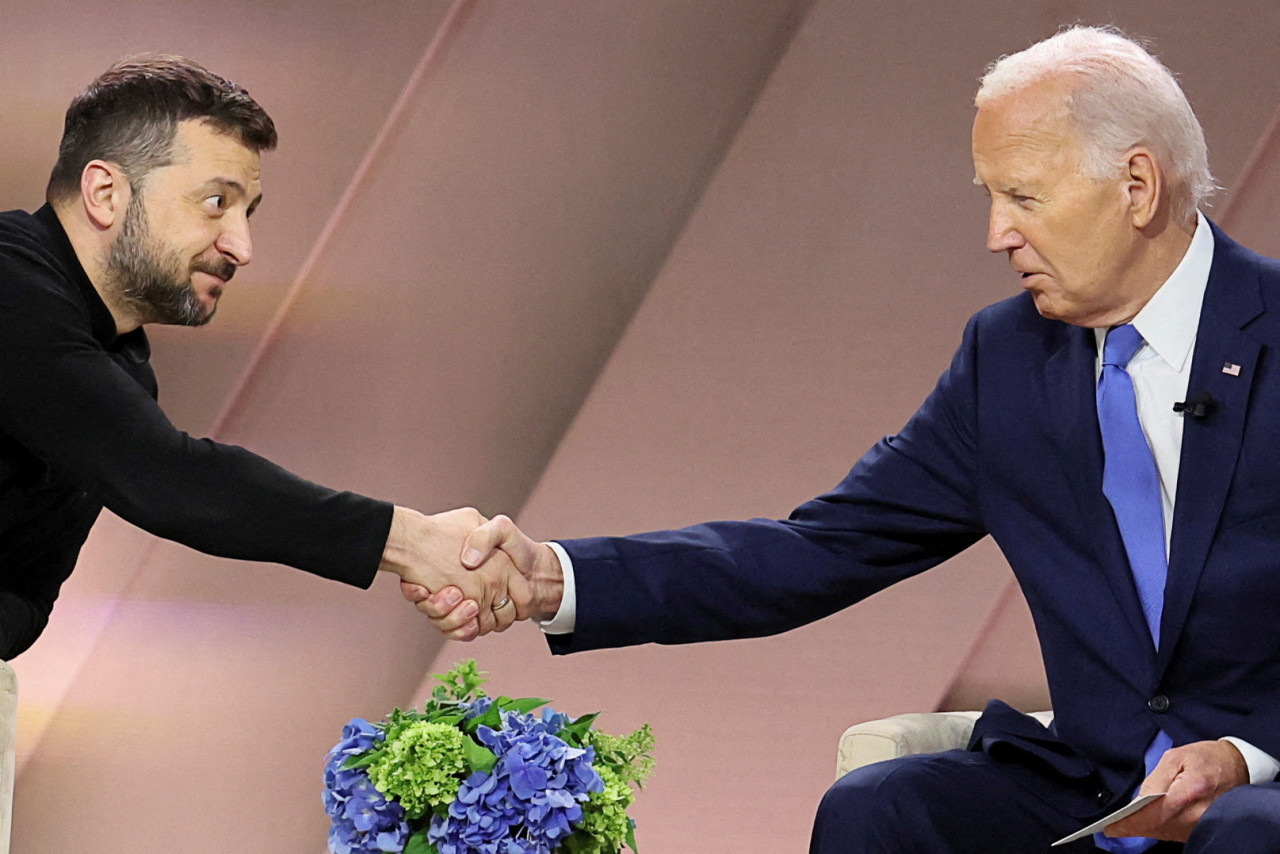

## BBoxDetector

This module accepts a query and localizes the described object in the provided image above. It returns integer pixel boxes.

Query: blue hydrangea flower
[324,718,411,854]
[426,708,604,854]
[462,697,494,721]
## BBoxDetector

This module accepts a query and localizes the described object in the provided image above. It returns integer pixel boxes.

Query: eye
[202,194,226,213]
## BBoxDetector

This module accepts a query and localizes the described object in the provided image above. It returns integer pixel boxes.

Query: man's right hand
[381,506,531,637]
[406,514,565,640]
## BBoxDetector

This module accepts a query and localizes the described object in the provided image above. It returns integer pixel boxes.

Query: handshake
[379,506,564,641]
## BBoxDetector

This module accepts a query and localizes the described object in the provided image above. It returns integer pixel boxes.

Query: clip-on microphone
[1172,390,1217,421]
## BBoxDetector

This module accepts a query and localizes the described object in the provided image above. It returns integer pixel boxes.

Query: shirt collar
[34,203,120,347]
[1094,209,1214,370]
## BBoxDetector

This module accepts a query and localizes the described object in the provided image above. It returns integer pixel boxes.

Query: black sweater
[0,205,392,659]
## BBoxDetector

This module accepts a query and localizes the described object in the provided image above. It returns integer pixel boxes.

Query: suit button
[1148,694,1170,713]
[1096,789,1109,805]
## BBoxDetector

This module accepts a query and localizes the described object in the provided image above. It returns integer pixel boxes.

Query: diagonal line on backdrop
[209,0,478,441]
[1215,97,1280,231]
[501,0,821,531]
[931,578,1026,713]
[411,0,824,695]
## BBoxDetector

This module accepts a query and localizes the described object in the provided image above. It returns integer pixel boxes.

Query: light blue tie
[1094,324,1173,854]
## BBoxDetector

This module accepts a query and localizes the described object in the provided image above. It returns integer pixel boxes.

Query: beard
[105,196,234,327]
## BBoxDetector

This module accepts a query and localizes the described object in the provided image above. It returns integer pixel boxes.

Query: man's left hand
[1105,740,1249,842]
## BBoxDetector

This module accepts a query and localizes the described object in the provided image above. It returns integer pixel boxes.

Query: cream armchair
[836,710,1055,779]
[0,660,15,854]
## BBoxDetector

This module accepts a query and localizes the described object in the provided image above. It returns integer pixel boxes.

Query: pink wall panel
[7,1,813,851]
[1217,108,1280,255]
[486,2,1280,851]
[0,0,1278,852]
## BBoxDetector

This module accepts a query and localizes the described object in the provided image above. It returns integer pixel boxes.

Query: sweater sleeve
[0,241,391,588]
[0,475,102,659]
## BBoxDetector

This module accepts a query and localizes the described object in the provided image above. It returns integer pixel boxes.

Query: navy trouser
[810,749,1280,853]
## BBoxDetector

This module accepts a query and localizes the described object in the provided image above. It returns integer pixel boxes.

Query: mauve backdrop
[2,1,1279,851]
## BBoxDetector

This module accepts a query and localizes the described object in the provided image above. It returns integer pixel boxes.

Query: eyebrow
[973,178,1035,197]
[201,177,264,211]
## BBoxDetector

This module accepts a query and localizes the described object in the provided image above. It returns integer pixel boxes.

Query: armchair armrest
[836,710,1053,779]
[0,660,15,854]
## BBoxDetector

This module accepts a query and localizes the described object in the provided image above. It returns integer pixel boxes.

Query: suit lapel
[1159,224,1264,672]
[1045,324,1154,650]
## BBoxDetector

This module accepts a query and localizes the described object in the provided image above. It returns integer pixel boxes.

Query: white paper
[1052,793,1166,847]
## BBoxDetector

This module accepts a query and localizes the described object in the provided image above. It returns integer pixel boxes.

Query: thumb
[461,515,518,568]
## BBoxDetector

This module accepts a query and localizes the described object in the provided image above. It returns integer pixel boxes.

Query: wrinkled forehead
[172,118,261,165]
[972,79,1085,171]
[974,76,1078,141]
[169,119,263,193]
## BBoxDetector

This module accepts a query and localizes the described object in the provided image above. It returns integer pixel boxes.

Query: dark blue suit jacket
[551,222,1280,800]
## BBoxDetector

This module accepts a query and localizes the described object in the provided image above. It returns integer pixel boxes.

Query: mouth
[193,259,236,286]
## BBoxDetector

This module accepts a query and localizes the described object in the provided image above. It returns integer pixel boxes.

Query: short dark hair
[47,53,278,202]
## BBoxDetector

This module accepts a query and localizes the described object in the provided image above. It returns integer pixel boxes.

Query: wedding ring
[492,596,512,611]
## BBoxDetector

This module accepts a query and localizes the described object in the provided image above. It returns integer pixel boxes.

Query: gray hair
[976,26,1213,225]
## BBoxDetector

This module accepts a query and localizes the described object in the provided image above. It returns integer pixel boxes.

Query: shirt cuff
[538,541,577,635]
[1221,737,1280,784]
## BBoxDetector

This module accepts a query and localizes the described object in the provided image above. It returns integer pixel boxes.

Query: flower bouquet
[324,660,654,854]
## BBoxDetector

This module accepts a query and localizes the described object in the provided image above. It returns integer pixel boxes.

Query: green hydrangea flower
[588,725,655,788]
[366,720,467,819]
[564,765,634,854]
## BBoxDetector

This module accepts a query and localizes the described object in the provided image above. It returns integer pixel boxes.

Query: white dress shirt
[1092,213,1278,784]
[542,211,1278,782]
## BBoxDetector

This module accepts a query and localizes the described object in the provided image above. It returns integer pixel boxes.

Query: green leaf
[461,736,498,774]
[625,819,639,853]
[497,696,549,714]
[340,752,377,770]
[430,712,466,727]
[559,712,600,746]
[465,704,502,734]
[570,712,601,728]
[404,830,439,854]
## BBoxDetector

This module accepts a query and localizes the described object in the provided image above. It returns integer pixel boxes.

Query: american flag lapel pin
[1222,362,1242,376]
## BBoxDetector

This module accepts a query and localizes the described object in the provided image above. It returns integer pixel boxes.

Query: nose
[986,202,1024,254]
[216,213,253,266]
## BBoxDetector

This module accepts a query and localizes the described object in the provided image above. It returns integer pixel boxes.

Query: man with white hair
[418,26,1280,852]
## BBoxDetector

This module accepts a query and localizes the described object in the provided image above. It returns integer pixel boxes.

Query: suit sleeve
[551,313,990,653]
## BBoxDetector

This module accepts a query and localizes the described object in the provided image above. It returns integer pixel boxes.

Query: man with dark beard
[0,54,530,660]
[104,178,231,328]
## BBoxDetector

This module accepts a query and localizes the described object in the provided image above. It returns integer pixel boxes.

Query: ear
[79,160,131,230]
[1123,148,1163,229]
